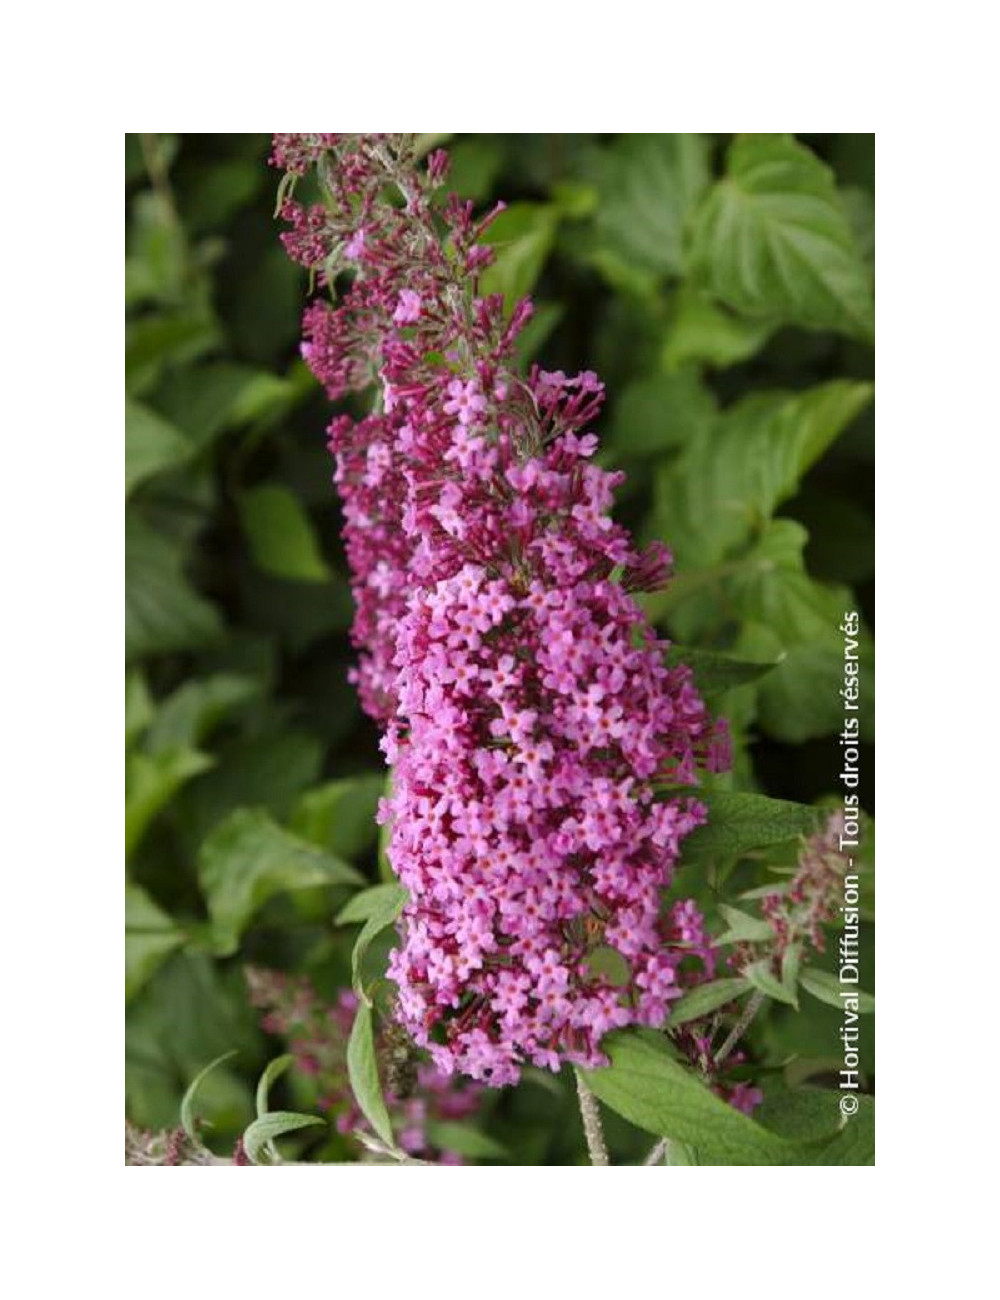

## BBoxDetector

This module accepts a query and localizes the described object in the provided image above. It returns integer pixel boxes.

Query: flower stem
[714,989,765,1069]
[643,1137,670,1165]
[574,1069,609,1166]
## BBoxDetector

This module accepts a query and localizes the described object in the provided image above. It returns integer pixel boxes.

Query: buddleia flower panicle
[274,134,730,1085]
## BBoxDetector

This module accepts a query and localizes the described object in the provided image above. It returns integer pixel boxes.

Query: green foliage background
[125,134,874,1164]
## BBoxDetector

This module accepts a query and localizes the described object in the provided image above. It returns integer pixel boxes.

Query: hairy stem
[642,990,767,1166]
[714,989,766,1068]
[574,1069,609,1166]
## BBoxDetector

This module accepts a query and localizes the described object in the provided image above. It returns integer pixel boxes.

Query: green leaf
[679,791,818,866]
[665,1141,700,1165]
[180,1050,238,1141]
[155,361,300,449]
[744,959,798,1008]
[716,905,774,944]
[197,809,364,955]
[664,286,775,371]
[290,775,385,859]
[255,1053,295,1117]
[184,158,264,233]
[337,881,409,927]
[811,1095,875,1164]
[607,370,716,458]
[351,883,408,1002]
[730,522,875,742]
[125,747,213,856]
[125,397,192,498]
[839,186,875,266]
[800,967,875,1014]
[480,203,559,309]
[514,301,564,367]
[665,646,776,698]
[237,484,331,583]
[346,1002,393,1146]
[177,730,324,854]
[446,138,505,202]
[126,951,258,1133]
[425,1121,508,1161]
[758,1087,874,1165]
[145,674,261,755]
[667,977,751,1026]
[125,309,221,396]
[243,1111,325,1165]
[655,381,874,569]
[590,134,711,279]
[125,510,222,659]
[125,190,186,305]
[754,1082,843,1140]
[125,672,154,748]
[582,1029,794,1165]
[688,134,875,340]
[125,883,185,1002]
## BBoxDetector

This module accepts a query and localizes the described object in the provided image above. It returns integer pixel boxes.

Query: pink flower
[274,134,730,1085]
[393,290,422,325]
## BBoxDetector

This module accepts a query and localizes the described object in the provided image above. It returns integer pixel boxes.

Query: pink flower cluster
[274,135,730,1085]
[245,967,481,1162]
[733,810,855,971]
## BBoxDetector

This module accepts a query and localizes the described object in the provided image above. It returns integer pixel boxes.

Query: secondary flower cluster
[274,134,730,1084]
[246,967,481,1161]
[732,810,854,973]
[124,1122,249,1166]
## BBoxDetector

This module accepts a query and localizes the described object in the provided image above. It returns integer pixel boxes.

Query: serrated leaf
[237,484,331,583]
[125,397,192,498]
[679,792,818,866]
[337,881,409,927]
[243,1111,325,1164]
[667,977,751,1026]
[125,510,222,659]
[346,1002,393,1146]
[590,134,711,279]
[197,809,364,955]
[180,1050,238,1141]
[800,967,875,1014]
[125,747,213,857]
[582,1029,796,1165]
[688,134,875,340]
[351,883,408,1002]
[655,381,873,570]
[125,883,185,1002]
[664,286,775,371]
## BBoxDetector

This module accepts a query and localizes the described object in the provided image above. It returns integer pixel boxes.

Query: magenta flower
[274,134,730,1085]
